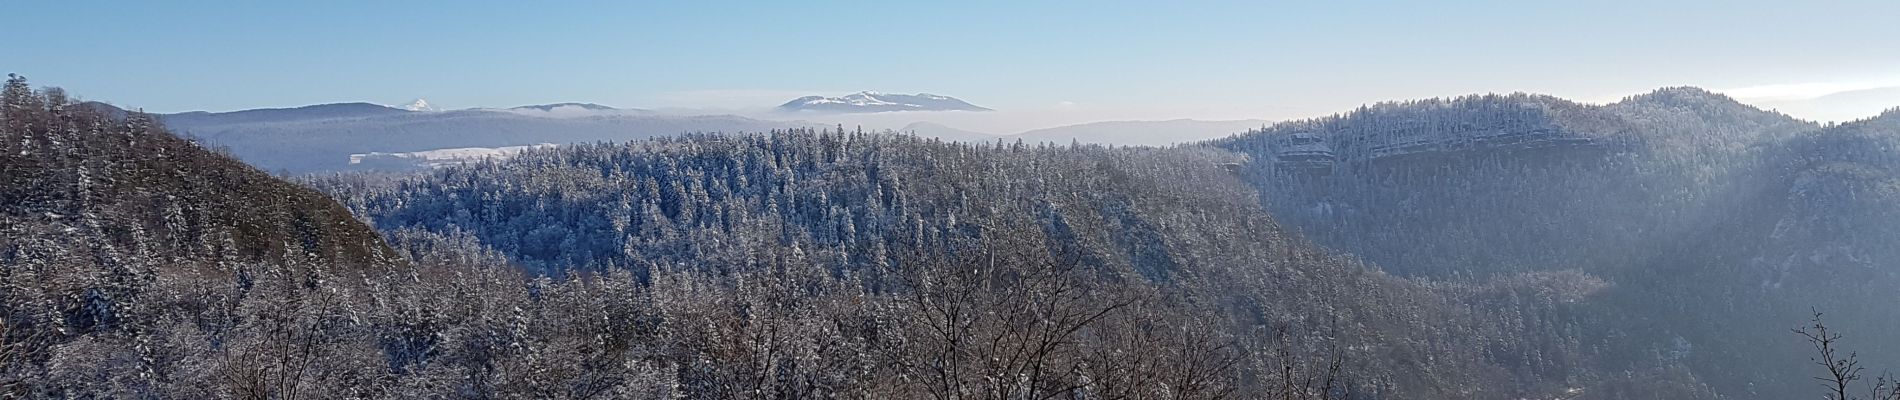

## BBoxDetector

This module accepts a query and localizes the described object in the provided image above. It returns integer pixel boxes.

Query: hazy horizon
[13,1,1900,124]
[58,84,1895,137]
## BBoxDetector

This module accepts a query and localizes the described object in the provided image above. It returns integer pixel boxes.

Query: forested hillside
[3,76,1605,399]
[1,75,402,396]
[1211,88,1899,399]
[313,130,1615,398]
[1,79,393,269]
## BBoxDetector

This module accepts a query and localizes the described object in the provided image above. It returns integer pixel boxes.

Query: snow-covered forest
[8,72,1900,399]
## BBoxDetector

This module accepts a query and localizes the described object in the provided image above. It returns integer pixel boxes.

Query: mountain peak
[1647,86,1720,96]
[1609,86,1809,134]
[1614,86,1777,114]
[402,98,437,112]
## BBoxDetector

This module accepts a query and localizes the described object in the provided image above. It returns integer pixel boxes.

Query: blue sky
[11,0,1900,121]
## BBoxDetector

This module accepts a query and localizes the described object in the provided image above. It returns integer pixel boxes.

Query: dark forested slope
[1,75,402,396]
[1211,88,1897,399]
[1210,89,1814,279]
[1,75,393,270]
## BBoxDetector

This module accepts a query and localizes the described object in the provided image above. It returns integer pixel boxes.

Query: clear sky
[10,0,1900,122]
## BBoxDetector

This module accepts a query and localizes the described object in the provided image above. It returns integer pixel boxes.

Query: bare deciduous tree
[1797,311,1900,400]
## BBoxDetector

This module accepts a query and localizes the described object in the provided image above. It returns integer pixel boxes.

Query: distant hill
[1210,87,1812,278]
[1010,119,1267,146]
[1752,86,1900,123]
[778,91,990,113]
[900,119,1268,146]
[899,121,999,141]
[1207,86,1900,399]
[163,102,411,126]
[508,102,621,112]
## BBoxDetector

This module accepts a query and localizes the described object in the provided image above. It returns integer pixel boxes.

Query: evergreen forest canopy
[5,74,1900,399]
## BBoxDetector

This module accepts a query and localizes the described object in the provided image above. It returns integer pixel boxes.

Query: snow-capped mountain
[778,91,990,113]
[402,98,437,111]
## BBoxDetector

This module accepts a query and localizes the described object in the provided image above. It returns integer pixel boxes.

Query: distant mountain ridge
[902,119,1269,146]
[509,102,619,112]
[1011,119,1268,146]
[1752,86,1900,123]
[163,102,410,126]
[900,121,997,141]
[141,102,812,173]
[779,91,990,113]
